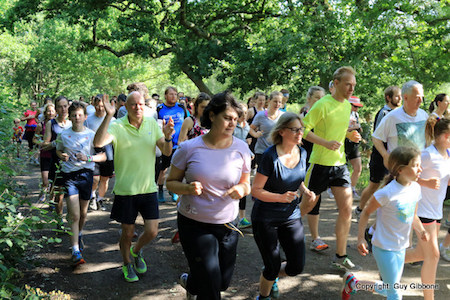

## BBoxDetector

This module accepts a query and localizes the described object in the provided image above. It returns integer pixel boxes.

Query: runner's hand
[300,182,316,204]
[163,117,175,139]
[189,181,203,196]
[60,153,69,162]
[325,140,342,151]
[347,130,361,143]
[224,184,246,199]
[422,177,440,190]
[357,238,369,256]
[102,94,115,116]
[280,191,299,203]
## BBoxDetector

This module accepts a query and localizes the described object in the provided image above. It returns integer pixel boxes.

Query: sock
[336,253,347,259]
[368,226,375,235]
[91,191,96,198]
[72,245,80,253]
[158,185,163,193]
[79,231,83,237]
[97,196,104,202]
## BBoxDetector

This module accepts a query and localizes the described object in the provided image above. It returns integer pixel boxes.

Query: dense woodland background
[0,0,448,298]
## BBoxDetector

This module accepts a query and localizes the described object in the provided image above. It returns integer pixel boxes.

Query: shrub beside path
[17,163,450,299]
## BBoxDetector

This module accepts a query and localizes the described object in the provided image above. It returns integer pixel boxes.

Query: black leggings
[239,196,246,210]
[252,218,306,281]
[178,213,239,300]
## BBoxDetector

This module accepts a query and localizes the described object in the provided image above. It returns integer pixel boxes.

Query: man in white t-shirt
[85,95,116,211]
[372,80,428,167]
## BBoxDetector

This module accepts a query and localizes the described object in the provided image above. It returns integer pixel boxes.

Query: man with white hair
[372,80,428,165]
[94,91,175,282]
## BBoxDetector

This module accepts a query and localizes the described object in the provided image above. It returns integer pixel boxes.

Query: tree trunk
[179,64,212,96]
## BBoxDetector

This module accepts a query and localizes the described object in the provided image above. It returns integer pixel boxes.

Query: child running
[405,117,450,300]
[56,102,106,265]
[343,146,429,299]
[12,118,24,157]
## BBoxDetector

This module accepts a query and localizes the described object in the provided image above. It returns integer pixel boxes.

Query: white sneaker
[327,188,334,199]
[440,243,450,262]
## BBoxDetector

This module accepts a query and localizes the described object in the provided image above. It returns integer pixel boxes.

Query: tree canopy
[1,0,449,104]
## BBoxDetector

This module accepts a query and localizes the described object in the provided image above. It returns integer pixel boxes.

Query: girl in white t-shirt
[341,146,429,300]
[405,117,450,300]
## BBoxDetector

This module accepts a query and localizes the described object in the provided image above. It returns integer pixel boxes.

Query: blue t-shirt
[251,145,307,222]
[157,103,187,148]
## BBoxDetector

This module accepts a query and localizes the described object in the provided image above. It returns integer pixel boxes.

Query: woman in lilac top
[166,91,252,300]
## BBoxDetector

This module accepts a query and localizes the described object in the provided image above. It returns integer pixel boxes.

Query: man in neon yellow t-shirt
[94,91,175,282]
[302,66,361,272]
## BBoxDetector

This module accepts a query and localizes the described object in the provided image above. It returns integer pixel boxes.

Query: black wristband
[165,137,173,142]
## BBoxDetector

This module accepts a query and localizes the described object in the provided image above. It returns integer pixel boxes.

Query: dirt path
[17,163,450,299]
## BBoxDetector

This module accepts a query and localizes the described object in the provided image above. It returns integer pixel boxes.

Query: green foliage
[0,92,62,297]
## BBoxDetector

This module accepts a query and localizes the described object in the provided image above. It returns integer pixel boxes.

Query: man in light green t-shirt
[302,66,362,272]
[94,91,175,283]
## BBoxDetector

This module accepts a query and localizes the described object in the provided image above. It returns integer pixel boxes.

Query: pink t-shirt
[172,136,251,224]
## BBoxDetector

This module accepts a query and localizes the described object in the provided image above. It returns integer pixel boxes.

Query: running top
[108,116,163,195]
[172,136,251,224]
[251,145,306,222]
[56,127,96,173]
[372,106,428,152]
[252,110,284,154]
[187,116,208,140]
[157,103,187,148]
[302,94,351,166]
[372,180,421,251]
[417,145,450,220]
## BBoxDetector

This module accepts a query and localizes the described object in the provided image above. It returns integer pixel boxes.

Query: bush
[0,95,62,298]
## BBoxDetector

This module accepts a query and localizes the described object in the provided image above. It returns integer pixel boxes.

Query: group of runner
[13,67,450,300]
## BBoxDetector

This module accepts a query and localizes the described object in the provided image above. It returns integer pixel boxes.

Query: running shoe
[364,227,373,252]
[341,272,358,300]
[332,256,362,272]
[440,243,450,262]
[122,263,139,282]
[409,261,423,267]
[130,246,147,274]
[157,190,165,203]
[238,217,252,229]
[178,273,197,300]
[89,198,98,210]
[256,296,270,300]
[39,193,46,202]
[78,234,84,252]
[310,238,329,252]
[171,231,180,244]
[354,206,362,222]
[327,188,334,199]
[72,251,85,266]
[97,200,106,211]
[270,277,279,299]
[170,192,179,202]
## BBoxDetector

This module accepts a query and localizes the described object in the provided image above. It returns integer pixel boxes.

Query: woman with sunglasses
[251,112,316,300]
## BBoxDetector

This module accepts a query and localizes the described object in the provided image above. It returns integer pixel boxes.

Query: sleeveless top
[50,118,71,157]
[187,116,208,140]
